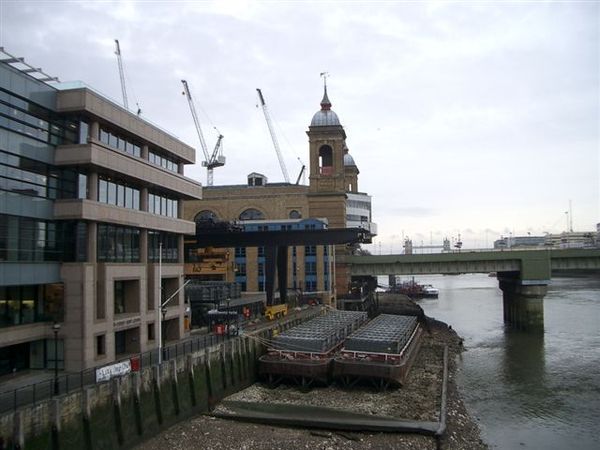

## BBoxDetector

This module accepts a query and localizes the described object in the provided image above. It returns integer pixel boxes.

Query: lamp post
[161,306,167,361]
[226,298,231,337]
[52,322,60,395]
[157,241,163,364]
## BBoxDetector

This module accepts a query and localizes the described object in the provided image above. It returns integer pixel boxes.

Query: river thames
[387,273,599,450]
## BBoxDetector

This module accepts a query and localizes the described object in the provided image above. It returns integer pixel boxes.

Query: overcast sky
[1,0,598,251]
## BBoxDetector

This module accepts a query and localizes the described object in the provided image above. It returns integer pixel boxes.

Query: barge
[332,314,422,389]
[259,310,368,387]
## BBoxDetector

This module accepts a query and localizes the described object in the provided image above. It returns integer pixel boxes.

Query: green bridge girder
[341,248,600,283]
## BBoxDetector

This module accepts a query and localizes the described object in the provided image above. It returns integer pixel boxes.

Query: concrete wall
[0,336,260,449]
[55,89,196,164]
[0,310,320,449]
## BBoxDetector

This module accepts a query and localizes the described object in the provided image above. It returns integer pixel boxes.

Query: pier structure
[341,248,600,331]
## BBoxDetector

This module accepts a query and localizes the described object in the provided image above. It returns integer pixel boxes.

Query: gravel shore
[139,295,488,450]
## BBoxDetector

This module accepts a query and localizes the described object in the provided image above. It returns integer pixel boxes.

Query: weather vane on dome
[320,71,329,88]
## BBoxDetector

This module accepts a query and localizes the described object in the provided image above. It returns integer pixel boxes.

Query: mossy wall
[0,335,265,450]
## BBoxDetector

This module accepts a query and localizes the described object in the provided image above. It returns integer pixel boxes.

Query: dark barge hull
[332,326,423,389]
[259,355,332,387]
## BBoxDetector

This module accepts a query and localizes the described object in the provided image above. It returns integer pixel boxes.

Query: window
[235,247,246,257]
[97,176,140,210]
[0,150,84,199]
[0,89,78,145]
[148,192,178,217]
[258,263,264,276]
[98,126,141,157]
[114,281,125,314]
[148,150,178,173]
[98,224,140,262]
[305,281,317,292]
[114,280,139,314]
[258,246,265,257]
[0,215,86,262]
[236,263,246,276]
[148,230,179,263]
[318,145,333,175]
[96,335,106,356]
[0,284,64,328]
[305,245,317,256]
[289,210,302,219]
[147,323,155,341]
[194,210,218,222]
[305,262,317,275]
[239,208,264,220]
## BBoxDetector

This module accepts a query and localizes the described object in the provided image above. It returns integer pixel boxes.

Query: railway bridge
[340,248,600,331]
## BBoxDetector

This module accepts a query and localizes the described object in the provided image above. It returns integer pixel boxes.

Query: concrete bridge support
[499,274,547,332]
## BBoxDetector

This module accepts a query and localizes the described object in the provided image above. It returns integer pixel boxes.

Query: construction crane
[256,88,291,183]
[181,80,225,186]
[295,163,306,185]
[114,39,129,110]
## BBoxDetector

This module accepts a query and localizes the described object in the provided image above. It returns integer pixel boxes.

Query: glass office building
[0,51,202,373]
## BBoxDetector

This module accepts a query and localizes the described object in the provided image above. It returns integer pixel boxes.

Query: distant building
[494,230,598,250]
[0,50,202,373]
[543,231,596,249]
[184,84,377,301]
[494,235,546,249]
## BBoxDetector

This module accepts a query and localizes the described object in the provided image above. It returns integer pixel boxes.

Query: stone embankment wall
[0,317,310,450]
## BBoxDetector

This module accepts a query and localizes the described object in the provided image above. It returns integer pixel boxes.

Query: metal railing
[0,332,230,414]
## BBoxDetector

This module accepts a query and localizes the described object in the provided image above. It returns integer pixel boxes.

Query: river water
[383,273,600,449]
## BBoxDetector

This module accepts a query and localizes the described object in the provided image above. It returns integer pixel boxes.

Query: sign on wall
[95,359,132,383]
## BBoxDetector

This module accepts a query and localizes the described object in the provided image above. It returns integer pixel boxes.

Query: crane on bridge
[256,88,305,184]
[181,80,225,186]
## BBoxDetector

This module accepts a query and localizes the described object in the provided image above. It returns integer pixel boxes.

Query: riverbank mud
[139,294,488,449]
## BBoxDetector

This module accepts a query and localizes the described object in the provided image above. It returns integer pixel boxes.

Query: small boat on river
[387,277,439,299]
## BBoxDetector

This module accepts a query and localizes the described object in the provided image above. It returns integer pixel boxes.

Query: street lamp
[226,298,231,337]
[52,322,60,395]
[161,306,167,360]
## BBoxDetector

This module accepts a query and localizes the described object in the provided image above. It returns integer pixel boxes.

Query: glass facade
[0,87,79,146]
[98,176,140,210]
[149,150,178,172]
[148,230,179,263]
[97,224,140,262]
[0,61,191,374]
[0,214,86,262]
[148,192,178,218]
[0,149,87,199]
[0,283,63,328]
[98,126,141,157]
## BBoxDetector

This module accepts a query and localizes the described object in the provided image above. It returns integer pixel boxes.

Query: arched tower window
[289,210,302,219]
[194,210,218,223]
[239,208,265,220]
[318,145,333,176]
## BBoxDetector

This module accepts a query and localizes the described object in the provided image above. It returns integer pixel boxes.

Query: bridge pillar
[498,274,547,332]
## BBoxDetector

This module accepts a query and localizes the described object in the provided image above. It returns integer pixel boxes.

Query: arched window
[239,208,265,220]
[194,210,218,223]
[318,145,333,175]
[289,210,302,219]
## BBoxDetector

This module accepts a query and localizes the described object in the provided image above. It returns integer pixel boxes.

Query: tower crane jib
[257,88,290,183]
[114,39,129,110]
[181,80,225,186]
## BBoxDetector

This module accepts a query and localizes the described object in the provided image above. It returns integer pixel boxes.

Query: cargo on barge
[259,310,368,387]
[333,314,422,389]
